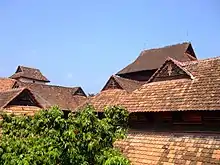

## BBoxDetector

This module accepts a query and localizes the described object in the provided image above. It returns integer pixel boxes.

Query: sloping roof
[10,66,50,82]
[78,75,145,112]
[117,42,197,75]
[0,88,47,109]
[78,89,127,112]
[102,75,145,92]
[120,56,220,112]
[15,81,87,111]
[115,131,220,165]
[0,78,16,92]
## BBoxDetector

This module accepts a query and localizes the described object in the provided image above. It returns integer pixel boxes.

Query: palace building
[1,42,220,164]
[0,66,87,117]
[83,42,220,164]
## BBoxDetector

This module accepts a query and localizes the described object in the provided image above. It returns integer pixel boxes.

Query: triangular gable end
[148,59,193,83]
[5,89,42,108]
[12,81,20,88]
[15,66,23,73]
[73,87,87,97]
[185,43,197,60]
[102,76,123,91]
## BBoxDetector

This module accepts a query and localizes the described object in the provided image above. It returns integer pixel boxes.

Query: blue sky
[0,0,220,94]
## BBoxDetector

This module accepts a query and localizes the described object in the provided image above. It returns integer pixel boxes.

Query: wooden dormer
[101,75,144,92]
[102,76,122,91]
[147,58,193,83]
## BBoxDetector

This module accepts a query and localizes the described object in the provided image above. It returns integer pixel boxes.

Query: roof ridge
[19,65,41,70]
[18,81,79,89]
[181,56,220,66]
[113,75,143,84]
[142,42,190,53]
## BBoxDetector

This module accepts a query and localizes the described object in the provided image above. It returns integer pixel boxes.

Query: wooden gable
[148,60,192,83]
[73,88,86,97]
[185,43,197,59]
[8,89,41,107]
[15,66,22,73]
[102,76,122,91]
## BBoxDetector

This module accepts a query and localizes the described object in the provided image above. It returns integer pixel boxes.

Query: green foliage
[0,105,130,165]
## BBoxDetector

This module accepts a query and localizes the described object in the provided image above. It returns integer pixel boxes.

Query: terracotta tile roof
[0,78,16,92]
[79,89,127,112]
[117,42,197,75]
[10,66,50,82]
[16,81,87,111]
[102,75,145,92]
[78,75,145,111]
[120,56,220,112]
[115,131,220,165]
[0,88,48,109]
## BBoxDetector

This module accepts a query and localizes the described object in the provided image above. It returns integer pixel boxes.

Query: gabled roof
[78,76,145,111]
[117,42,197,75]
[120,56,220,112]
[115,131,220,164]
[78,89,127,112]
[15,81,87,111]
[0,88,47,109]
[147,57,194,83]
[102,75,145,92]
[0,78,16,92]
[10,66,50,82]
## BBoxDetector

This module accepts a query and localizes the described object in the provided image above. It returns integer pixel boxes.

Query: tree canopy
[0,105,130,165]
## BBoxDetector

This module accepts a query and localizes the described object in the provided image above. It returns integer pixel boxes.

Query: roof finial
[186,30,191,43]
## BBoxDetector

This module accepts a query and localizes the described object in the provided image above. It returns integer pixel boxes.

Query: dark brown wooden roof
[117,42,197,75]
[10,66,50,82]
[15,81,87,111]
